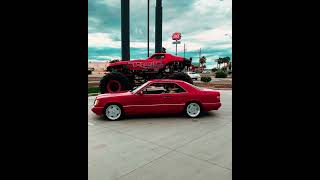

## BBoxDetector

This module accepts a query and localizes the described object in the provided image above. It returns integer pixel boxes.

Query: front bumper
[91,107,104,116]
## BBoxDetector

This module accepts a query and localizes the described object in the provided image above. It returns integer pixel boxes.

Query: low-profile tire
[99,72,131,93]
[185,102,201,118]
[103,104,123,121]
[167,72,193,84]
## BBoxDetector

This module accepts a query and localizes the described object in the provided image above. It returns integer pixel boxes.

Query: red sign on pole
[172,32,181,40]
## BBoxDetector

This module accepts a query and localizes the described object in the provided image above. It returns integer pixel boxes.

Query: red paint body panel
[91,79,221,117]
[106,53,185,71]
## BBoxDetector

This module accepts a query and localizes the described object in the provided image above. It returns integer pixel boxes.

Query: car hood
[107,59,145,66]
[96,91,132,99]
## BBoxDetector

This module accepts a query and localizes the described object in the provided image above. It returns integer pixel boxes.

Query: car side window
[151,54,165,60]
[162,83,186,94]
[142,83,186,94]
[143,83,166,94]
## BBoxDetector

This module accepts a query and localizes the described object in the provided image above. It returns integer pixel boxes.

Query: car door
[128,83,165,115]
[161,83,188,113]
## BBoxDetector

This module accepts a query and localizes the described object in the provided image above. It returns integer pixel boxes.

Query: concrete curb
[88,93,100,96]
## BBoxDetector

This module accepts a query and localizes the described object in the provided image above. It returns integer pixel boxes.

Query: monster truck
[99,53,193,93]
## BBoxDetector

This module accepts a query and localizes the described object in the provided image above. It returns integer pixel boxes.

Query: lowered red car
[91,79,221,120]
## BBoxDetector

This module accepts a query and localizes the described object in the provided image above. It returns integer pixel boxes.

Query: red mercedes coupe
[91,79,221,120]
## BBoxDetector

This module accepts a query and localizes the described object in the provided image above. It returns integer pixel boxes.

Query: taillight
[94,99,99,106]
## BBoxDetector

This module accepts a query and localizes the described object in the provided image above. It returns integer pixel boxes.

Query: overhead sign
[172,32,181,40]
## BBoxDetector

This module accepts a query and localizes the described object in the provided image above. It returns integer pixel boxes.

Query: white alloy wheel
[186,103,201,118]
[105,104,122,120]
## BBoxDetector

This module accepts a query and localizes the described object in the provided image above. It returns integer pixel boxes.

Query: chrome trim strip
[123,104,184,108]
[202,103,221,105]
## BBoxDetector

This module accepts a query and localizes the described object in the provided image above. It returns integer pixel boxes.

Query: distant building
[88,61,109,74]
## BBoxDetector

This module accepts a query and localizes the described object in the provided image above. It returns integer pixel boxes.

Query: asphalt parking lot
[88,90,232,180]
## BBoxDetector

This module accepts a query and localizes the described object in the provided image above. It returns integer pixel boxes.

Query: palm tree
[215,57,223,69]
[223,57,230,70]
[199,56,206,68]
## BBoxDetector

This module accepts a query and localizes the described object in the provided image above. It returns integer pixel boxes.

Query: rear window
[185,82,204,90]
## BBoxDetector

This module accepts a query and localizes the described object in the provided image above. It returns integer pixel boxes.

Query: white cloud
[88,0,232,59]
[94,55,120,60]
[88,32,158,49]
[88,33,120,48]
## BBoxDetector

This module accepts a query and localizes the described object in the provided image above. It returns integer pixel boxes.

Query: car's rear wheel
[185,102,201,118]
[104,104,122,121]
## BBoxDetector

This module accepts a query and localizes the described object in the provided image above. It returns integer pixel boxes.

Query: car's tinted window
[151,54,165,60]
[143,83,186,94]
[185,82,203,90]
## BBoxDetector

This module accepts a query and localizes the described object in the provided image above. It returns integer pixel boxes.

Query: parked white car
[202,70,211,74]
[186,72,201,81]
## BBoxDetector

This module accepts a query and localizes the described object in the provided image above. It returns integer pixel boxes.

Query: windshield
[130,82,150,93]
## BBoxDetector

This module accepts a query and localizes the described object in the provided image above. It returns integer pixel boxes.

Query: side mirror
[137,91,144,96]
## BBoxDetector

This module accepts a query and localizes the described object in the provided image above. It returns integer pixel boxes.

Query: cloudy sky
[88,0,232,68]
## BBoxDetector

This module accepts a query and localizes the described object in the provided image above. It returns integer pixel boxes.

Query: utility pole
[147,0,149,57]
[184,43,185,58]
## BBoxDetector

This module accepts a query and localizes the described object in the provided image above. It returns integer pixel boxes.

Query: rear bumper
[91,107,104,116]
[203,102,221,111]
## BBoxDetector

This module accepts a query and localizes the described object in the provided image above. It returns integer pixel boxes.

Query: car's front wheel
[185,102,201,118]
[104,104,122,121]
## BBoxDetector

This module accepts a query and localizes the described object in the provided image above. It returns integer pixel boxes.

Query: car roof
[148,79,186,83]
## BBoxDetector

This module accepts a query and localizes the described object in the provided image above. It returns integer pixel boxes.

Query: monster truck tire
[167,72,194,84]
[99,72,131,93]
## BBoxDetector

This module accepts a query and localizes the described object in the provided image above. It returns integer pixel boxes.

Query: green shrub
[211,68,218,72]
[88,87,100,94]
[201,76,212,83]
[215,70,227,78]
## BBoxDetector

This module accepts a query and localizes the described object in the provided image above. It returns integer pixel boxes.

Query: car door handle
[163,96,172,99]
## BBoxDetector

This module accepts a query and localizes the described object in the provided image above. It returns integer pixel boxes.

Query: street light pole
[175,40,178,55]
[147,0,149,57]
[184,43,185,58]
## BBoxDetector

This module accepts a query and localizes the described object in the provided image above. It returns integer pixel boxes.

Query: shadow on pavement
[91,111,217,122]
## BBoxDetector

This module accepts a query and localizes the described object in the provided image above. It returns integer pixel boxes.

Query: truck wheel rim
[106,105,121,120]
[107,80,122,93]
[187,103,200,117]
